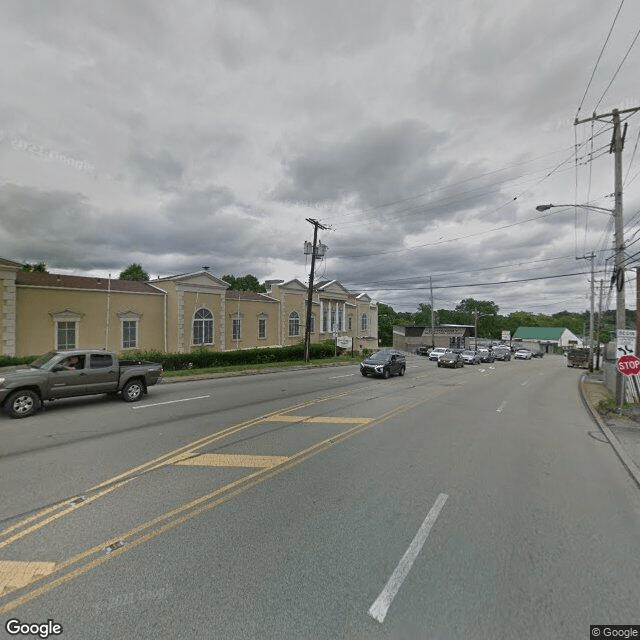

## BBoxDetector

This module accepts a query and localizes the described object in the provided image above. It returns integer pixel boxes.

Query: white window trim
[288,311,300,337]
[193,307,214,346]
[50,308,83,351]
[257,314,268,340]
[117,309,142,350]
[232,317,242,341]
[121,318,139,350]
[55,320,78,351]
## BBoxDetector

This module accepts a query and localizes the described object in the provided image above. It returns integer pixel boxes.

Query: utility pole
[637,268,640,358]
[576,253,595,372]
[596,279,604,371]
[303,218,328,363]
[575,105,640,409]
[474,310,479,350]
[429,276,435,348]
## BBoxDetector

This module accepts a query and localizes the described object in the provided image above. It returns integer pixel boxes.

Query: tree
[377,303,396,346]
[221,274,266,292]
[119,263,149,281]
[413,303,433,326]
[22,262,48,273]
[454,299,500,339]
[455,298,499,316]
[502,311,541,336]
[435,308,469,325]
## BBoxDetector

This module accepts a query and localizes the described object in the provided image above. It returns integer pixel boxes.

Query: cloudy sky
[2,0,640,317]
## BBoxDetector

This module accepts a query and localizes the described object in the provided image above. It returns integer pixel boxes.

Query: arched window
[193,308,213,344]
[289,311,300,337]
[361,313,368,332]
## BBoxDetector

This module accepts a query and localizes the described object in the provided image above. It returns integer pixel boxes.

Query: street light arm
[535,203,614,215]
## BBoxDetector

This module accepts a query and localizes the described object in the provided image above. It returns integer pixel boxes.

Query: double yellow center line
[0,391,429,613]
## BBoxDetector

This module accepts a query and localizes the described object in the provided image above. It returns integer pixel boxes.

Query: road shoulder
[580,371,640,489]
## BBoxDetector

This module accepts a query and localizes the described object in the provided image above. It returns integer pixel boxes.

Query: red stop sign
[617,354,640,375]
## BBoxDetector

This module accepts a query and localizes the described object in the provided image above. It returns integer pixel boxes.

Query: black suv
[360,350,406,379]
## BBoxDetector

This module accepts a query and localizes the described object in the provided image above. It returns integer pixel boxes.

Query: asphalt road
[1,355,639,639]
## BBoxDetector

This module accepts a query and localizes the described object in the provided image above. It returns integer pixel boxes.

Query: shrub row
[127,341,339,371]
[0,355,40,368]
[0,341,342,371]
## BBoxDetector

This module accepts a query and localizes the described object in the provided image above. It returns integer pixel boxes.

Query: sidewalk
[580,370,640,488]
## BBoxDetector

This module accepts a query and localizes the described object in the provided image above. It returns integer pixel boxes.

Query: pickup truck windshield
[29,351,59,368]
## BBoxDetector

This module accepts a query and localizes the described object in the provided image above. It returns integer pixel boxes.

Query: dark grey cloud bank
[1,0,639,316]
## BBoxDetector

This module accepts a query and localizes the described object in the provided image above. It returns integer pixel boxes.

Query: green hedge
[0,341,339,371]
[0,355,40,368]
[126,341,338,371]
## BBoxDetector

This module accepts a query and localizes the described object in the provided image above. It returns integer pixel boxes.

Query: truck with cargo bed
[0,350,163,418]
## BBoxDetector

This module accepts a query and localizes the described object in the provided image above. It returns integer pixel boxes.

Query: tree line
[377,298,624,348]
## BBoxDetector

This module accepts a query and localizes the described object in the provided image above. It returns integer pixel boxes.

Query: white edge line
[328,374,355,379]
[132,395,211,409]
[368,493,448,624]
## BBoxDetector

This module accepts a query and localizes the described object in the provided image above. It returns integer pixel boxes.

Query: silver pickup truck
[0,350,163,418]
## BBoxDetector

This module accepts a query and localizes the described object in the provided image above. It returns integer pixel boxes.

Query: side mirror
[52,365,64,372]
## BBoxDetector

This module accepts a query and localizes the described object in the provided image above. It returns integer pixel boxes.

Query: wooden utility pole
[576,253,595,371]
[303,219,328,363]
[596,279,604,371]
[575,106,640,408]
[429,276,435,348]
[636,268,640,358]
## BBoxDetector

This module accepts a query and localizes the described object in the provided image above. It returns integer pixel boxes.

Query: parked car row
[361,343,543,382]
[417,344,543,360]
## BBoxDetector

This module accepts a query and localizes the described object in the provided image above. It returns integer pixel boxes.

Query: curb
[579,374,640,490]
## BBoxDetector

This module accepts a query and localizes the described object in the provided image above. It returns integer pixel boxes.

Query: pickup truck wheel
[6,390,40,418]
[122,379,144,402]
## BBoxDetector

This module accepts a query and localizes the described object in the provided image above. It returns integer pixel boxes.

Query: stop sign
[617,354,640,375]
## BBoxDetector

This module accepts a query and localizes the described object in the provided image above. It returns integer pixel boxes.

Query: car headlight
[375,366,383,372]
[0,377,4,386]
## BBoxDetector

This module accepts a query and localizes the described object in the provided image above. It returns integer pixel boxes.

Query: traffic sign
[617,354,640,375]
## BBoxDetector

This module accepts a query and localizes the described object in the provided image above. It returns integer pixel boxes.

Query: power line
[575,0,626,119]
[335,208,570,259]
[357,271,592,293]
[325,131,612,230]
[594,23,640,111]
[343,254,579,287]
[624,126,640,186]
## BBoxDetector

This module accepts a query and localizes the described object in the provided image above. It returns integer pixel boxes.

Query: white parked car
[428,347,448,361]
[514,349,532,360]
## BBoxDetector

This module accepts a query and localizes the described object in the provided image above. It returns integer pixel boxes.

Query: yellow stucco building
[0,259,378,357]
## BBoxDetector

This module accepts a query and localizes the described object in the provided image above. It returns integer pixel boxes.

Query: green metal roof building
[512,327,582,349]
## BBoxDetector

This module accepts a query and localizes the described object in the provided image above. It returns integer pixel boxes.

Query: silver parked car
[428,347,447,361]
[514,349,533,360]
[461,350,481,365]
